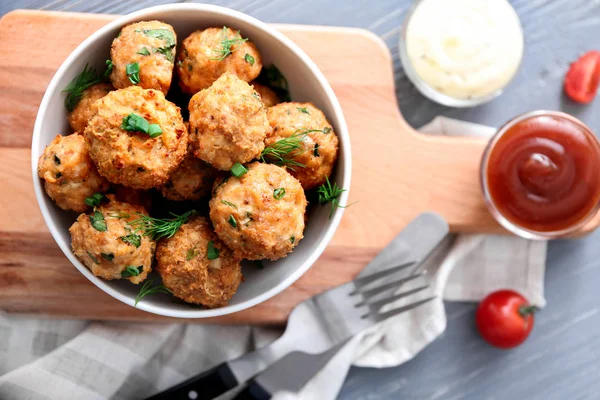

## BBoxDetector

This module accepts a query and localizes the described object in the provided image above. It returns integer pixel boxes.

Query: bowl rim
[31,3,351,318]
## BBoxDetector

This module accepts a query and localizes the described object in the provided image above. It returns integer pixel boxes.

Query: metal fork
[147,262,435,400]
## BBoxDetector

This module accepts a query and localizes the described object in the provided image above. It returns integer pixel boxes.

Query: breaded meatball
[37,133,110,213]
[109,20,176,94]
[68,83,113,133]
[156,215,242,307]
[69,195,155,284]
[113,185,152,211]
[159,154,219,201]
[266,102,339,190]
[85,86,188,189]
[210,162,306,260]
[176,26,262,94]
[251,82,280,107]
[189,73,270,170]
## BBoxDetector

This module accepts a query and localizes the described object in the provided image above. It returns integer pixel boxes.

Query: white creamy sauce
[406,0,524,100]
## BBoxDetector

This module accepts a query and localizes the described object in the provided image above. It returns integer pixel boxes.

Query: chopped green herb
[273,188,286,200]
[147,124,163,138]
[126,62,140,84]
[134,279,171,306]
[256,64,291,102]
[120,233,141,248]
[207,241,219,260]
[228,215,237,228]
[254,260,264,269]
[186,244,199,261]
[104,59,114,78]
[314,143,320,157]
[86,251,99,264]
[317,176,356,218]
[85,193,105,207]
[231,162,248,178]
[121,265,143,278]
[54,155,61,165]
[89,210,107,232]
[323,127,332,134]
[129,210,196,240]
[244,53,255,65]
[297,107,309,114]
[121,113,149,133]
[137,47,151,56]
[101,253,114,262]
[137,29,175,46]
[290,235,295,244]
[210,26,248,61]
[260,131,309,169]
[220,200,237,209]
[62,63,101,111]
[156,46,175,62]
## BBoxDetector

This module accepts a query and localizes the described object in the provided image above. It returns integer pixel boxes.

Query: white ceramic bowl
[31,4,351,318]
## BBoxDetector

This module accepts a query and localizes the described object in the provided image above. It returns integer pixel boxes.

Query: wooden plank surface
[0,9,597,324]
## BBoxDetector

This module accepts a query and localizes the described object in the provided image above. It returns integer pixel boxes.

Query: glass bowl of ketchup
[481,111,600,239]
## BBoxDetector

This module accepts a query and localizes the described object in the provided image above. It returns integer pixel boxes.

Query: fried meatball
[85,86,188,189]
[266,102,339,190]
[210,162,306,260]
[68,83,113,133]
[37,133,110,213]
[69,195,155,284]
[112,185,152,211]
[159,154,219,201]
[109,20,176,94]
[189,73,270,170]
[251,82,280,107]
[176,26,262,94]
[156,215,242,307]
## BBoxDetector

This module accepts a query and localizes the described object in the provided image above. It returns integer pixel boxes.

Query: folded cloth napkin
[0,117,546,400]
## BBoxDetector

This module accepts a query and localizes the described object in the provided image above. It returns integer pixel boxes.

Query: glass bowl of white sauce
[399,0,524,107]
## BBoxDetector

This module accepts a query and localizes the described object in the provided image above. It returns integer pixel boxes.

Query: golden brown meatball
[109,20,176,94]
[69,195,155,284]
[189,73,270,170]
[155,215,242,308]
[85,86,188,189]
[265,102,339,190]
[176,26,262,95]
[112,185,152,212]
[159,154,219,201]
[210,162,306,260]
[251,82,280,107]
[68,83,113,133]
[37,133,110,213]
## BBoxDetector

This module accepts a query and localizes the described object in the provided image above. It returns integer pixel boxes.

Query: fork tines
[352,261,417,288]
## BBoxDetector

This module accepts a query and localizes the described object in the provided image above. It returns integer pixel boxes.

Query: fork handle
[233,382,271,400]
[145,362,237,400]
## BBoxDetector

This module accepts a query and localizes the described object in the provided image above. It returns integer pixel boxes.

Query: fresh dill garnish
[317,176,355,218]
[220,200,237,209]
[228,215,237,228]
[89,210,107,232]
[244,53,255,65]
[273,188,286,200]
[121,265,143,278]
[256,64,291,102]
[210,26,248,61]
[297,107,309,114]
[207,241,220,260]
[186,243,199,261]
[62,64,102,112]
[85,193,105,207]
[101,253,114,262]
[128,210,196,240]
[119,233,141,248]
[86,251,99,265]
[134,279,171,306]
[137,47,151,56]
[260,131,307,169]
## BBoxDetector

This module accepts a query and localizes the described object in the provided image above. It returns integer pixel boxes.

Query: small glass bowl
[398,0,524,108]
[480,110,600,240]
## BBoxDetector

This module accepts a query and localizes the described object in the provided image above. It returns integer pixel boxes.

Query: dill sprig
[210,26,248,61]
[317,176,355,218]
[261,131,308,169]
[128,210,196,240]
[62,64,102,112]
[134,279,172,306]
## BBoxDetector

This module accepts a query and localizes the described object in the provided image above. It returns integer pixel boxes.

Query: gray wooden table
[4,0,600,399]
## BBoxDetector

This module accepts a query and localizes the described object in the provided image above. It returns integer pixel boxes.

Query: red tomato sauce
[485,114,600,232]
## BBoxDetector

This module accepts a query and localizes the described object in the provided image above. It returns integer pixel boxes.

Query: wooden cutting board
[1,10,598,324]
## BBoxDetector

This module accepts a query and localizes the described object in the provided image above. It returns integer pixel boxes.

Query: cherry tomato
[564,50,600,103]
[475,290,537,349]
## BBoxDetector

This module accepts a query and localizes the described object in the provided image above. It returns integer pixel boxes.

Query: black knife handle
[233,382,272,400]
[146,362,238,400]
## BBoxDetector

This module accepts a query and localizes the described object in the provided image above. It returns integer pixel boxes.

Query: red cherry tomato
[564,50,600,103]
[476,290,537,349]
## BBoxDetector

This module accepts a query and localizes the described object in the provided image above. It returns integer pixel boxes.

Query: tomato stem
[519,305,538,317]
